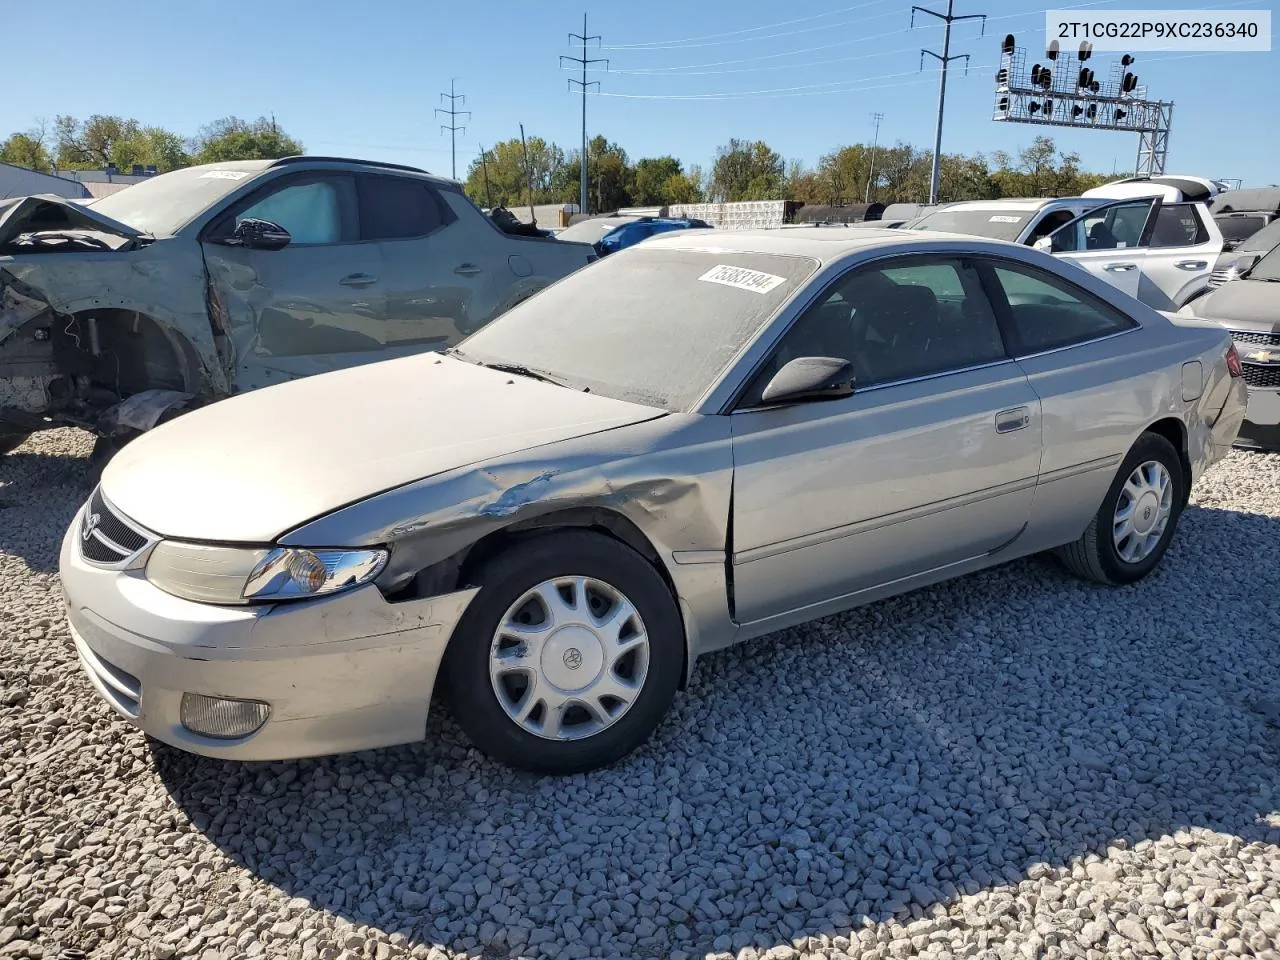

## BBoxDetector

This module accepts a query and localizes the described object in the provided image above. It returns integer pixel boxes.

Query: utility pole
[865,112,884,204]
[519,123,535,225]
[435,79,471,181]
[561,13,607,217]
[912,0,986,204]
[478,145,494,209]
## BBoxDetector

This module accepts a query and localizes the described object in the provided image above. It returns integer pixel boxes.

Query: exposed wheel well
[1145,417,1192,506]
[394,507,690,686]
[59,308,201,400]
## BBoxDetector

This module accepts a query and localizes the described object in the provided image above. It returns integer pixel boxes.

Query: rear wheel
[1056,431,1185,585]
[442,530,683,774]
[0,430,31,456]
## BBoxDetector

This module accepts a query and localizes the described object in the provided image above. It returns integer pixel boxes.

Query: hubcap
[489,576,649,741]
[1112,460,1173,564]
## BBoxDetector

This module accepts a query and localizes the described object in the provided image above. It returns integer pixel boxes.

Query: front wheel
[1055,431,1185,585]
[442,530,684,774]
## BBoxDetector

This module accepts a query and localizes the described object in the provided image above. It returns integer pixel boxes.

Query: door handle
[1104,263,1137,272]
[1175,260,1207,270]
[994,407,1031,434]
[454,263,482,276]
[339,273,377,287]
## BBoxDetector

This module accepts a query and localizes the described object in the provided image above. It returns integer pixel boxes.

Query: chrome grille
[1232,330,1280,347]
[1207,269,1235,288]
[1242,364,1280,389]
[78,488,155,568]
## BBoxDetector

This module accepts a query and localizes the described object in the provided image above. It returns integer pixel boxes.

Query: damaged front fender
[1,240,228,432]
[280,413,740,663]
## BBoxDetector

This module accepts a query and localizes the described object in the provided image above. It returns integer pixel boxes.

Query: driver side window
[1050,200,1155,253]
[740,256,1007,405]
[230,174,356,246]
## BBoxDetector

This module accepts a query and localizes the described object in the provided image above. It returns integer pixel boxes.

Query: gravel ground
[2,428,1279,960]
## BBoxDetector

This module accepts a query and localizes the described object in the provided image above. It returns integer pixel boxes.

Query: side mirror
[759,356,855,405]
[229,218,291,250]
[1032,236,1053,253]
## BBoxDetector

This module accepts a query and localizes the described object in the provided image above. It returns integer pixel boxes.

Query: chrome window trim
[1007,324,1140,362]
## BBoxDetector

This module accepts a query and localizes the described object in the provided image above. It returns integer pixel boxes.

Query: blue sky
[5,0,1276,185]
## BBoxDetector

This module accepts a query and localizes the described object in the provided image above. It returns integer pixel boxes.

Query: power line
[601,0,896,49]
[561,13,607,216]
[592,0,1124,75]
[600,6,902,52]
[913,0,987,204]
[434,79,470,180]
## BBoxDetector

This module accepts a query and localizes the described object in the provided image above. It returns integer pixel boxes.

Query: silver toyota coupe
[59,228,1247,774]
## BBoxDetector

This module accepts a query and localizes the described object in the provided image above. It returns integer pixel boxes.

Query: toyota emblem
[562,647,584,670]
[81,512,102,542]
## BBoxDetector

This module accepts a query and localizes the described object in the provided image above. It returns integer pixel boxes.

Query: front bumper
[58,506,477,761]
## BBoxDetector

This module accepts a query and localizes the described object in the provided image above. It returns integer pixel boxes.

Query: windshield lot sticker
[200,170,250,180]
[989,215,1023,223]
[698,264,787,294]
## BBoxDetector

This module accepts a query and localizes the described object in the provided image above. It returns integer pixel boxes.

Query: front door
[1045,197,1160,301]
[729,255,1043,627]
[201,171,388,391]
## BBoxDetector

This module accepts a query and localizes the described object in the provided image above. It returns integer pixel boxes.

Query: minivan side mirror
[759,356,855,405]
[229,218,292,250]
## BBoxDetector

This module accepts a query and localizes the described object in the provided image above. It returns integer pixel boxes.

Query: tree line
[465,134,1116,211]
[2,113,1113,210]
[0,115,304,174]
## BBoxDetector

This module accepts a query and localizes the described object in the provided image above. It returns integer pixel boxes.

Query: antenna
[434,79,471,181]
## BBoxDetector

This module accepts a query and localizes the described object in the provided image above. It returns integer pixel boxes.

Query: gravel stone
[1,430,1278,959]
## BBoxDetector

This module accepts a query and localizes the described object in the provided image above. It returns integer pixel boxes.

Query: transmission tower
[561,14,607,216]
[913,0,987,204]
[435,79,471,181]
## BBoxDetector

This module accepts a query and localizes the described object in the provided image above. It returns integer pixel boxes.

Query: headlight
[243,547,387,601]
[146,541,387,605]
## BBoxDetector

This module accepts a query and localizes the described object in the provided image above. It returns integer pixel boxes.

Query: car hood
[0,193,145,250]
[101,353,666,543]
[1182,279,1280,332]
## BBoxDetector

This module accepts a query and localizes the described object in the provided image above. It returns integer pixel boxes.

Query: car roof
[641,226,1025,260]
[921,197,1087,212]
[183,156,460,189]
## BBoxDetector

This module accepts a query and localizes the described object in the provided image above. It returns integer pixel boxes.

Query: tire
[441,530,684,774]
[0,430,31,456]
[1055,431,1185,585]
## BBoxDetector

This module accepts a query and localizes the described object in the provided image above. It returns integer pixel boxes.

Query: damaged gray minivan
[0,157,595,469]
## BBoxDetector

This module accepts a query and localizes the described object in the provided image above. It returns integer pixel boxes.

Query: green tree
[193,116,303,164]
[464,136,568,209]
[631,156,683,205]
[50,114,193,172]
[990,135,1107,198]
[588,136,632,212]
[709,139,785,201]
[0,132,53,172]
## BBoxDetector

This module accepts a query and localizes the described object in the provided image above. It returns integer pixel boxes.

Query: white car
[1035,194,1224,310]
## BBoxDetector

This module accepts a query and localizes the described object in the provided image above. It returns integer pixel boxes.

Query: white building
[0,162,91,200]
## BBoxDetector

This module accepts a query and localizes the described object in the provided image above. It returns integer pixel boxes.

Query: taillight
[1225,343,1243,378]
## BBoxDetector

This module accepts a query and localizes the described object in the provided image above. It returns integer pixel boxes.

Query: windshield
[1217,215,1268,243]
[453,247,819,411]
[1249,242,1280,281]
[555,217,635,244]
[88,164,267,236]
[908,209,1033,241]
[1240,218,1280,253]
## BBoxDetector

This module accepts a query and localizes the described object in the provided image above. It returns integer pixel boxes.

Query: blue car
[555,215,711,257]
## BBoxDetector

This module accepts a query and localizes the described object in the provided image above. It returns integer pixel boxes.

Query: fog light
[180,693,270,739]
